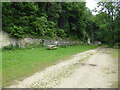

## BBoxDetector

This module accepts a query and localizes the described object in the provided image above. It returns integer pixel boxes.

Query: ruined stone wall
[0,31,18,48]
[0,31,83,48]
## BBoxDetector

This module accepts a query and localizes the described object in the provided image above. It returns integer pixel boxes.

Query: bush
[39,40,44,47]
[3,44,15,50]
[33,17,47,37]
[114,43,120,47]
[15,43,20,49]
[57,29,66,38]
[3,43,20,50]
[10,26,24,38]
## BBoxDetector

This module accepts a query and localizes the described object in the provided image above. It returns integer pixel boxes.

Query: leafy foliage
[2,2,120,45]
[94,2,120,45]
[2,2,87,41]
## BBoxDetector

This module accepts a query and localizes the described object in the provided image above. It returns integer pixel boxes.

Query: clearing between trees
[2,45,97,87]
[7,47,118,88]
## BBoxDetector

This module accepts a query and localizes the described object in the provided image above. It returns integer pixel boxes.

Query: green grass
[2,45,97,87]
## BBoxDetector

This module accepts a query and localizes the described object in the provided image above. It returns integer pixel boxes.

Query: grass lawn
[2,45,98,87]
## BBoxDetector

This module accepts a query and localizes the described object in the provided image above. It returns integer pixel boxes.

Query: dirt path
[55,48,118,88]
[7,47,118,88]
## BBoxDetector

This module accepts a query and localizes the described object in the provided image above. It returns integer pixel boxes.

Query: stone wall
[0,31,2,48]
[0,31,18,48]
[0,31,83,48]
[18,38,42,48]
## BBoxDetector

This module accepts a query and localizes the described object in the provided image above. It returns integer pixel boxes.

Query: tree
[57,2,87,40]
[2,2,88,42]
[95,2,120,45]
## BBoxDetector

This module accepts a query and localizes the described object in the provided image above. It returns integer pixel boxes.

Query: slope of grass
[2,45,97,87]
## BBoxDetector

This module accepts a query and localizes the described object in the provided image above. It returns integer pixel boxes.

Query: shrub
[33,17,47,37]
[3,44,15,50]
[57,29,66,38]
[15,43,20,49]
[10,26,24,38]
[39,40,44,47]
[3,43,20,50]
[114,43,120,47]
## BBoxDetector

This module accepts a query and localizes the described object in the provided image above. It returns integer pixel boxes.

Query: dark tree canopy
[2,2,87,41]
[2,2,120,46]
